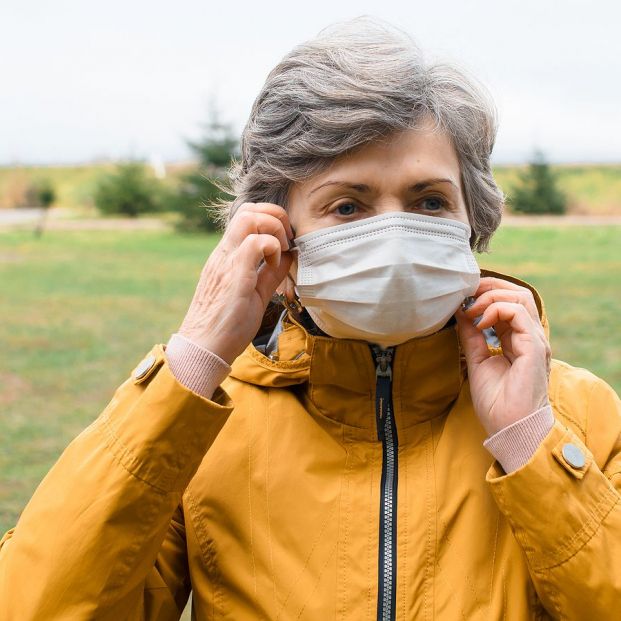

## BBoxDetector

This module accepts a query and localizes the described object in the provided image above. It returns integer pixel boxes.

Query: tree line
[23,109,569,236]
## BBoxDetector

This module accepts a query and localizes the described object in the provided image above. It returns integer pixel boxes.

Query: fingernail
[462,296,476,312]
[472,316,483,327]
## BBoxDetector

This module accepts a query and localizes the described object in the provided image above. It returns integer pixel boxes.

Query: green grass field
[1,162,620,215]
[1,226,620,539]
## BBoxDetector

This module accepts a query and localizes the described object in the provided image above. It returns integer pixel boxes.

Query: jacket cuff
[165,333,232,400]
[483,405,555,474]
[100,343,234,493]
[485,417,619,571]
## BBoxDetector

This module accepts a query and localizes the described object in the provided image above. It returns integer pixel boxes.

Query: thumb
[455,308,491,370]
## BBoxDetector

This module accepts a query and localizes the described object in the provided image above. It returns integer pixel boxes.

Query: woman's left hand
[455,277,552,437]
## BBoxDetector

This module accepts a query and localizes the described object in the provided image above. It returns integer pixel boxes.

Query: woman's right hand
[177,202,295,365]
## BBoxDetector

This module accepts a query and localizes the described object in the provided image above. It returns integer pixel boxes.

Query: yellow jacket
[1,271,620,620]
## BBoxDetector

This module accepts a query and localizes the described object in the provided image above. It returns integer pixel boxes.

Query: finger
[476,299,548,347]
[493,316,548,347]
[464,288,540,323]
[491,318,550,367]
[236,233,282,274]
[232,202,294,241]
[476,277,533,296]
[455,308,491,368]
[226,210,291,251]
[256,252,294,305]
[475,277,541,317]
[474,302,541,351]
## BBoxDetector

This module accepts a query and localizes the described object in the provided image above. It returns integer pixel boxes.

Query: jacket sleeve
[0,343,234,620]
[485,364,621,619]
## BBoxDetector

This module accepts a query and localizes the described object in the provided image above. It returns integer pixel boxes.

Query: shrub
[6,177,56,208]
[26,179,56,208]
[509,150,567,215]
[94,163,162,217]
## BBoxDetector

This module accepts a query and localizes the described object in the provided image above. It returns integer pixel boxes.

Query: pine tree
[173,101,239,232]
[510,150,567,214]
[94,163,162,217]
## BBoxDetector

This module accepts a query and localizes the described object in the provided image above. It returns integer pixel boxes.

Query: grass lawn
[1,225,620,542]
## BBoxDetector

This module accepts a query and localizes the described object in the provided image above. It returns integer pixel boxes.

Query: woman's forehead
[297,127,462,196]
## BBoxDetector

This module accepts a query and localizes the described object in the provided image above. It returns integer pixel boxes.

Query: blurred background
[1,3,620,611]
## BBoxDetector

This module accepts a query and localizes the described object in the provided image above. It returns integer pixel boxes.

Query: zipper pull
[372,345,394,441]
[372,345,393,380]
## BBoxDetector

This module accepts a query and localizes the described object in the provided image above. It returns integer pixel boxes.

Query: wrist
[483,404,555,473]
[486,397,551,436]
[177,329,238,366]
[166,333,232,398]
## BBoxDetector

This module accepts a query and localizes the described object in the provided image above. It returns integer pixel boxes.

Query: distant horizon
[1,156,620,169]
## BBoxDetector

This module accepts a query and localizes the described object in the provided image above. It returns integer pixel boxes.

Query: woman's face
[281,120,470,293]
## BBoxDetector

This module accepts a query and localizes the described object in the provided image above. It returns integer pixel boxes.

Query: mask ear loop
[285,234,303,313]
[271,229,303,314]
[287,296,304,315]
[286,272,304,314]
[277,266,329,338]
[271,272,303,314]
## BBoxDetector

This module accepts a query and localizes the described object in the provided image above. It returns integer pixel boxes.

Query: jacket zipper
[372,344,398,621]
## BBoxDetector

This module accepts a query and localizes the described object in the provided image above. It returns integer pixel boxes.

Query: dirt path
[2,209,620,232]
[0,208,170,231]
[43,218,170,231]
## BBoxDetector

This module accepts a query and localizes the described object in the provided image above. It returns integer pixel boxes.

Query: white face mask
[292,212,480,348]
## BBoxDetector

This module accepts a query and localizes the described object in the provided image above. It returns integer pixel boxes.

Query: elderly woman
[1,16,620,621]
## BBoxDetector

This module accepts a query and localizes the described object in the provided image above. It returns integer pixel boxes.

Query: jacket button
[562,443,585,469]
[133,354,157,380]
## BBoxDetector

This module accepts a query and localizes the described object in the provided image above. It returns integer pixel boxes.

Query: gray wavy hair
[214,15,504,252]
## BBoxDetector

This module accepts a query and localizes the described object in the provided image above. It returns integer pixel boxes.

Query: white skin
[178,121,551,436]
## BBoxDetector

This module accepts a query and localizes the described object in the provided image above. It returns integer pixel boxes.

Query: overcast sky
[1,0,619,166]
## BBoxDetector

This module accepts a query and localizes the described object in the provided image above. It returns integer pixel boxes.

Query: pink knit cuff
[165,333,232,400]
[483,405,555,474]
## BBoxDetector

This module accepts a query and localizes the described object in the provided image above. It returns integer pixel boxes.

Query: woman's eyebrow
[307,181,370,196]
[307,178,458,197]
[409,178,459,192]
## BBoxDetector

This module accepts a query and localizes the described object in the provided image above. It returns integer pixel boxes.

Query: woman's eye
[419,197,446,212]
[335,202,358,216]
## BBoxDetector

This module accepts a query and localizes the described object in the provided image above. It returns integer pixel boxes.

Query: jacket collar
[229,269,548,440]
